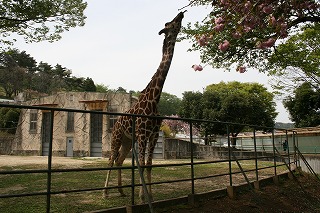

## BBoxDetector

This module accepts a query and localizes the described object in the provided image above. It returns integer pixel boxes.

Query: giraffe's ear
[158,28,168,35]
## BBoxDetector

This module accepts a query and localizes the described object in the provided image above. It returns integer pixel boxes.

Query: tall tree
[6,49,37,91]
[0,52,26,98]
[0,107,20,134]
[268,24,320,96]
[283,82,320,127]
[96,83,109,93]
[182,0,320,71]
[158,92,182,116]
[179,91,203,128]
[6,49,37,73]
[179,82,277,146]
[32,62,54,94]
[0,0,87,47]
[81,77,96,92]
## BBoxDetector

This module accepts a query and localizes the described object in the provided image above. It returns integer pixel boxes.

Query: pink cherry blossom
[232,31,242,39]
[263,5,273,14]
[220,0,227,5]
[269,16,277,26]
[192,64,203,71]
[237,66,246,73]
[256,41,263,49]
[280,22,287,30]
[243,25,252,33]
[214,17,224,24]
[264,38,276,47]
[197,35,208,46]
[214,23,225,32]
[218,40,230,52]
[256,38,276,49]
[279,23,288,38]
[244,1,252,12]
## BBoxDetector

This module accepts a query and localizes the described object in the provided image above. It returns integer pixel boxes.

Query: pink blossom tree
[162,115,200,137]
[182,0,320,72]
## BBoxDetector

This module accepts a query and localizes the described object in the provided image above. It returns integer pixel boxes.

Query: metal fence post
[46,110,54,213]
[189,122,195,195]
[272,128,277,176]
[131,116,136,206]
[292,131,297,167]
[253,128,258,181]
[130,115,153,213]
[295,131,300,167]
[227,125,232,186]
[286,130,290,166]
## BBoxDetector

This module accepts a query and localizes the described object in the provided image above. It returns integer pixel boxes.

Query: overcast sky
[10,0,291,123]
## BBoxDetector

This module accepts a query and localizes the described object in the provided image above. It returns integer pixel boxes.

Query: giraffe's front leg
[137,135,148,202]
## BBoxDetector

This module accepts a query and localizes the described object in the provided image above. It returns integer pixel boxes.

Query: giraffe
[103,11,184,201]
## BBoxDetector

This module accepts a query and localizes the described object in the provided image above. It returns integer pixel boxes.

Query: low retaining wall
[300,154,320,174]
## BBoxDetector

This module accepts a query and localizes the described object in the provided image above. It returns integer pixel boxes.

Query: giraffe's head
[158,11,185,44]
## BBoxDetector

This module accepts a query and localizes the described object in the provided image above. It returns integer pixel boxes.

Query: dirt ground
[0,155,100,167]
[160,174,320,213]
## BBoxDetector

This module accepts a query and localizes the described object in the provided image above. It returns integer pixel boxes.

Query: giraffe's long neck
[141,38,176,104]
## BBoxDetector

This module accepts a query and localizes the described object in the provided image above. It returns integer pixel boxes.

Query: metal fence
[0,103,300,213]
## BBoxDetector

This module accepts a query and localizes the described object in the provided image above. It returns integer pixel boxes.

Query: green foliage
[0,107,20,134]
[0,51,26,97]
[95,83,109,93]
[0,49,97,97]
[0,0,87,47]
[81,77,96,92]
[283,83,320,127]
[181,0,320,71]
[158,92,182,116]
[6,49,37,73]
[179,82,277,141]
[160,123,172,138]
[129,90,140,97]
[179,91,203,120]
[116,87,127,93]
[268,24,320,96]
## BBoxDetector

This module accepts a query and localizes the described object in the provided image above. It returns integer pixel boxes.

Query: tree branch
[290,16,320,27]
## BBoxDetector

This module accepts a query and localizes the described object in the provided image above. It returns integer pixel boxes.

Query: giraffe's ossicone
[104,11,185,202]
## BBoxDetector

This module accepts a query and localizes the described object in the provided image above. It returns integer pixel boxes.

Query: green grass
[0,159,288,213]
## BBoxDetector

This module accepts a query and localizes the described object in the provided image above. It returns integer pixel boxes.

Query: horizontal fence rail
[0,103,309,212]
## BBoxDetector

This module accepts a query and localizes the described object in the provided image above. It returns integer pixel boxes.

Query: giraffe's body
[104,12,184,201]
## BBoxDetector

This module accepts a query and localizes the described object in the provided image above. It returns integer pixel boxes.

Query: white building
[12,91,137,157]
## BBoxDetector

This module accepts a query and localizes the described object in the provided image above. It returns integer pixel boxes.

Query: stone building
[12,91,137,157]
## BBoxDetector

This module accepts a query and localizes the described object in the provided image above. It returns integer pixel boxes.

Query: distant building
[12,91,137,157]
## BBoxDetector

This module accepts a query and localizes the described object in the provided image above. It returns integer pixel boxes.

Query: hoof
[103,192,109,199]
[139,194,153,203]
